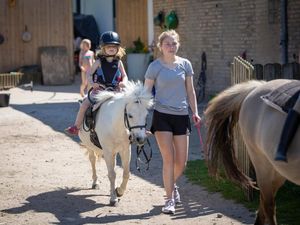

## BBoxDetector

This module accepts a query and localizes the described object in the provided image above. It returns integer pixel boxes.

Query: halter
[124,102,147,134]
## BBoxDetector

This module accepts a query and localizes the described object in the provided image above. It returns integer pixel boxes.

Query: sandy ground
[0,77,255,225]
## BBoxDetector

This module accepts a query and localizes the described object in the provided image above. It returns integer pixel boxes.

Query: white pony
[79,81,153,206]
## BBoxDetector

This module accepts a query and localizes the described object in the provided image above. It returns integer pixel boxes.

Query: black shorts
[150,110,191,135]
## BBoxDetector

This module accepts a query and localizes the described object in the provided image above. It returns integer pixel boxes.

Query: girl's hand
[118,81,126,88]
[92,83,105,90]
[192,113,201,128]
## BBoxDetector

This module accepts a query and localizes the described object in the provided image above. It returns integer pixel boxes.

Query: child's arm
[89,51,95,66]
[118,61,128,88]
[87,59,100,86]
[79,50,85,71]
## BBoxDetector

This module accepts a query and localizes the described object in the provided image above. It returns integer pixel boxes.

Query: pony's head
[123,81,153,145]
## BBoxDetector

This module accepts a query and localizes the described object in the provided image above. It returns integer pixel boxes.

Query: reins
[135,139,153,172]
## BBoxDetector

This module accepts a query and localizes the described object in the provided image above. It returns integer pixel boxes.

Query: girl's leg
[155,131,174,200]
[173,135,189,183]
[80,71,87,97]
[74,98,90,128]
[65,98,90,136]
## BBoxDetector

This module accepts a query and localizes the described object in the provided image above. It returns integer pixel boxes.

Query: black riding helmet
[100,31,121,46]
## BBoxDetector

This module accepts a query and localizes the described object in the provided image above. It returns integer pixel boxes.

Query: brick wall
[153,0,300,95]
[288,0,300,63]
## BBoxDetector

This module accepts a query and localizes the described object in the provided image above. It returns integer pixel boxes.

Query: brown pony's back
[205,79,300,225]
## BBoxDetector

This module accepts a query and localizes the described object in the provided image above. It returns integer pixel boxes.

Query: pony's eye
[128,114,133,119]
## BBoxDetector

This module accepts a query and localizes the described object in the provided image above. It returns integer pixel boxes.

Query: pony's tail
[204,80,265,188]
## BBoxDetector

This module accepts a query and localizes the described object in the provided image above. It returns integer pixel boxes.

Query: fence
[253,62,300,80]
[0,73,24,90]
[231,56,255,200]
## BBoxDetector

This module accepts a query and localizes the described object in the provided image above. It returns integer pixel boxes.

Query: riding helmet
[100,31,121,46]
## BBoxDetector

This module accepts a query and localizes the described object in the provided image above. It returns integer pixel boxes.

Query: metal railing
[231,56,255,200]
[0,72,24,90]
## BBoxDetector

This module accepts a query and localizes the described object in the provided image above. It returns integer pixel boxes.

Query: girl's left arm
[186,76,201,126]
[119,61,128,87]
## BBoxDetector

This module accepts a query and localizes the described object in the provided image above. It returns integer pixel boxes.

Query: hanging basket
[165,11,178,29]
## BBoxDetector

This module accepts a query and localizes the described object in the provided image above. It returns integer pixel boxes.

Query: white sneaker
[162,199,175,214]
[173,186,181,204]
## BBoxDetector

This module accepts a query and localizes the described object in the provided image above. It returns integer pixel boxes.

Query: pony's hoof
[115,187,123,197]
[92,183,100,189]
[109,199,119,206]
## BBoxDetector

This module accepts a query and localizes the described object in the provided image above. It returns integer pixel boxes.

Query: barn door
[115,0,148,49]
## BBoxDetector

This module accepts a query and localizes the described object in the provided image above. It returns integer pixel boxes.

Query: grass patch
[185,160,300,225]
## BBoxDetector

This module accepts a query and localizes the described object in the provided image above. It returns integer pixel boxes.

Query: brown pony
[205,79,300,225]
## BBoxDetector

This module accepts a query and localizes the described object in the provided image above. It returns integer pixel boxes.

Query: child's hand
[92,83,100,89]
[118,81,126,88]
[80,66,86,72]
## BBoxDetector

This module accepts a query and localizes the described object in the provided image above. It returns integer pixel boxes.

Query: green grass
[185,160,300,225]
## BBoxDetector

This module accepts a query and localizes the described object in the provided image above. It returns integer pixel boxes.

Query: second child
[79,39,94,97]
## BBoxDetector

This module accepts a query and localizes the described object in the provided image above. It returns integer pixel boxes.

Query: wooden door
[115,0,148,49]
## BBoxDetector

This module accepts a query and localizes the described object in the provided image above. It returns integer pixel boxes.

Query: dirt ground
[0,77,256,225]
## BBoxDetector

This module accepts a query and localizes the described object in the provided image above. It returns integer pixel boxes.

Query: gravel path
[0,77,255,225]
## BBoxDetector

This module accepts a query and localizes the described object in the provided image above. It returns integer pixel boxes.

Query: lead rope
[195,121,206,160]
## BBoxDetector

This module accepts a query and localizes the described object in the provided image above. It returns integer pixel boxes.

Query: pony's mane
[94,81,153,109]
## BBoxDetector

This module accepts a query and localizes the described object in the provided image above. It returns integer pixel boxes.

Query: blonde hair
[157,29,180,51]
[80,39,92,49]
[96,45,126,59]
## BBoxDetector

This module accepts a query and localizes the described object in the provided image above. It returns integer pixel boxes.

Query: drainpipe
[280,0,288,64]
[76,0,81,14]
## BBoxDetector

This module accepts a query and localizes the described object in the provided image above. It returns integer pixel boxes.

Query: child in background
[79,39,94,97]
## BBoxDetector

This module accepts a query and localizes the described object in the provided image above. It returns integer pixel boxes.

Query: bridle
[124,102,147,139]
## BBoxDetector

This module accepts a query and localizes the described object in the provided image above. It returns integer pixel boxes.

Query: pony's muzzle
[130,134,147,146]
[136,136,146,145]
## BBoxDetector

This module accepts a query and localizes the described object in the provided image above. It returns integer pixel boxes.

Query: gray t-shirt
[145,57,194,115]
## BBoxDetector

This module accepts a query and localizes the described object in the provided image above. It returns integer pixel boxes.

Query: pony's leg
[103,152,118,206]
[88,149,100,189]
[116,147,131,197]
[255,170,285,225]
[247,145,286,225]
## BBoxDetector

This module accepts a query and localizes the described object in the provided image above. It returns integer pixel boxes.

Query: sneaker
[64,126,79,136]
[173,186,181,204]
[162,199,175,214]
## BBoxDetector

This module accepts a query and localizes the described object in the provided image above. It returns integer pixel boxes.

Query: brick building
[153,0,300,95]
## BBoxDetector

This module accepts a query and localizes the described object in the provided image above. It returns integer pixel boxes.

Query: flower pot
[126,53,150,82]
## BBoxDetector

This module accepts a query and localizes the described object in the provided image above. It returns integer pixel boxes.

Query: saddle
[261,81,300,113]
[84,105,102,149]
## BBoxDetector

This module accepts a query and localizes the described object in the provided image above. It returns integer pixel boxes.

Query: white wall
[147,0,154,47]
[73,0,114,34]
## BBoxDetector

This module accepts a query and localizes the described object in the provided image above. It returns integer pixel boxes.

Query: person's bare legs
[173,135,189,183]
[155,131,174,200]
[74,98,90,128]
[80,71,88,97]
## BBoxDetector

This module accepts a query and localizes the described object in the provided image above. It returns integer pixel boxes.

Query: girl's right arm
[87,59,100,86]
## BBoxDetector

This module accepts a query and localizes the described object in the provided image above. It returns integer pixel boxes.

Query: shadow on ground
[7,97,253,224]
[1,188,158,225]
